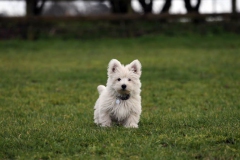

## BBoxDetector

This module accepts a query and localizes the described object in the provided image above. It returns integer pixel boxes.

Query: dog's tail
[97,85,106,95]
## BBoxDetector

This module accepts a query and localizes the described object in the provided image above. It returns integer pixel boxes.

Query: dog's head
[107,59,142,95]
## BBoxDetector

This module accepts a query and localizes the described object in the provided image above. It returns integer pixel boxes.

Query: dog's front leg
[124,113,139,128]
[99,111,112,127]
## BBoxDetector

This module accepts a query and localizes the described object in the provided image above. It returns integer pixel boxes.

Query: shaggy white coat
[94,59,142,128]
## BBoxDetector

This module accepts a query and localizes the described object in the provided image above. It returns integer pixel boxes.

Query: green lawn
[0,34,240,159]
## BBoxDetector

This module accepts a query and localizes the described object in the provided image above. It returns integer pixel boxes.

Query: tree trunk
[232,0,236,14]
[26,0,46,16]
[110,0,130,14]
[34,0,46,15]
[231,0,237,20]
[26,0,34,16]
[138,0,153,14]
[184,0,201,13]
[161,0,172,14]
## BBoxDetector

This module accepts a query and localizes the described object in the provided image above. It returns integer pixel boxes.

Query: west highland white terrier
[94,59,142,128]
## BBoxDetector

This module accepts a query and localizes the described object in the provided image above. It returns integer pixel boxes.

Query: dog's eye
[128,78,131,81]
[117,78,121,81]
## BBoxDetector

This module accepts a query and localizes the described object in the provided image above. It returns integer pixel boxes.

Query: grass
[0,34,240,159]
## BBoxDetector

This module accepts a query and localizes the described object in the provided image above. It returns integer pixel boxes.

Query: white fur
[94,59,142,128]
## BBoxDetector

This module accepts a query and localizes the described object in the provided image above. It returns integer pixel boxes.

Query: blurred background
[0,0,239,40]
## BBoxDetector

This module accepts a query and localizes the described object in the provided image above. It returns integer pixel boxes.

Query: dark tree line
[26,0,204,16]
[25,0,237,16]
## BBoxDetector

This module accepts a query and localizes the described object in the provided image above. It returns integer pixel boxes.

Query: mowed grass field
[0,35,240,159]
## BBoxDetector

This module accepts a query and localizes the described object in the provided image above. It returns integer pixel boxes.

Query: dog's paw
[124,123,138,128]
[100,123,111,127]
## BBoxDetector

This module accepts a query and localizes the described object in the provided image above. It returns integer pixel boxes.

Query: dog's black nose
[122,84,127,90]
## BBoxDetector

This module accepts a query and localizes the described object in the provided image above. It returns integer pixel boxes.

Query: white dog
[94,59,142,128]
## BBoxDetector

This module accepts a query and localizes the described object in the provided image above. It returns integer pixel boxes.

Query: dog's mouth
[117,89,130,94]
[117,93,130,100]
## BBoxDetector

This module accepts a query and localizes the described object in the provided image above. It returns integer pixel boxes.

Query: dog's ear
[108,59,121,76]
[128,59,142,76]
